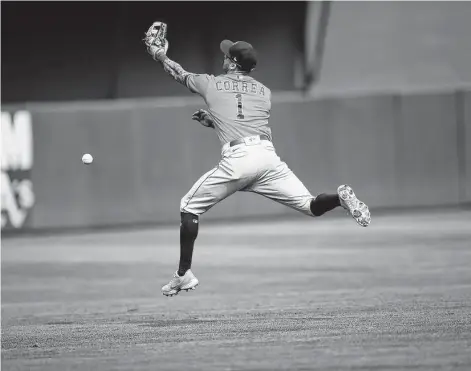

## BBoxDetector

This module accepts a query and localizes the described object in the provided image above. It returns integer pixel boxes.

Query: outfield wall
[2,89,470,232]
[312,1,471,96]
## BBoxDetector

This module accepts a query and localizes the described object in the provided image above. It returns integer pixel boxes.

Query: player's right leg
[309,187,371,227]
[309,185,371,227]
[248,156,371,226]
[336,184,371,227]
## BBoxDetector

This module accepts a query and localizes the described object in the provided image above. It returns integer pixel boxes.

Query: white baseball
[82,153,93,164]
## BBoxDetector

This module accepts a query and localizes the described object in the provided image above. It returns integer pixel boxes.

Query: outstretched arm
[146,37,211,96]
[148,45,192,86]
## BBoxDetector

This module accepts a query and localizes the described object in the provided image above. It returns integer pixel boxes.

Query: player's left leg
[162,158,252,297]
[160,211,201,297]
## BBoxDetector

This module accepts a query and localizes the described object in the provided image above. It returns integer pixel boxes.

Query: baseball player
[144,24,371,297]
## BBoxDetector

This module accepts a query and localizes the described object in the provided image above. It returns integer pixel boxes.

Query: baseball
[82,153,93,165]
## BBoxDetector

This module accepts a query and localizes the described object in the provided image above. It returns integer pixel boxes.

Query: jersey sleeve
[185,74,213,97]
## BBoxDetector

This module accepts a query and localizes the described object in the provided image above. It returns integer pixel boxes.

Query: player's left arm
[148,46,192,86]
[147,43,211,97]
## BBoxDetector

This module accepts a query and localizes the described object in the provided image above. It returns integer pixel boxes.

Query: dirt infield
[2,209,471,371]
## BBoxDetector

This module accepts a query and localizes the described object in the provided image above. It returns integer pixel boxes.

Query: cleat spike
[337,184,371,227]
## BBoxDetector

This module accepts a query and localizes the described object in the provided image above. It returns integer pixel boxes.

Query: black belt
[229,135,270,147]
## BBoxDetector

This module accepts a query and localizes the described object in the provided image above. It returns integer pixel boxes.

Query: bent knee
[180,195,188,213]
[294,196,317,217]
[180,195,206,216]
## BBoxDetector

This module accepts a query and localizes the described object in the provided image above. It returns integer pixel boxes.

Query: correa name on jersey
[216,80,266,96]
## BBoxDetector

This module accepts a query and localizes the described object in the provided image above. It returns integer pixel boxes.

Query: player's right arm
[192,109,215,129]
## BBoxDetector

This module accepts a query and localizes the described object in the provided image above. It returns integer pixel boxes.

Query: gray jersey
[186,73,272,145]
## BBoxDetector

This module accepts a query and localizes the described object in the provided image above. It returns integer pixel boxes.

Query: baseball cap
[220,40,257,72]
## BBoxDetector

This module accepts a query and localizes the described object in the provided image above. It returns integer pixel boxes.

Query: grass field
[2,209,471,371]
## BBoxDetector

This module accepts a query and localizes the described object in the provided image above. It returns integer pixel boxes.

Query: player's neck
[227,70,248,76]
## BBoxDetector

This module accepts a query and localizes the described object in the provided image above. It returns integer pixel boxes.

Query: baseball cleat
[337,184,371,227]
[161,269,199,297]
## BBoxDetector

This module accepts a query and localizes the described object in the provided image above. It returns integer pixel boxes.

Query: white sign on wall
[1,111,35,230]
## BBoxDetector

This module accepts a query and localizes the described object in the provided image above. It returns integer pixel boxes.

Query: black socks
[176,195,339,277]
[310,193,341,216]
[178,212,199,277]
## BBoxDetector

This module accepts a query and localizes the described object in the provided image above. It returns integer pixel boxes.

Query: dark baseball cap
[220,40,257,72]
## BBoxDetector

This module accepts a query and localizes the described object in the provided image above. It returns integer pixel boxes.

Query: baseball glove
[192,109,215,128]
[144,21,169,57]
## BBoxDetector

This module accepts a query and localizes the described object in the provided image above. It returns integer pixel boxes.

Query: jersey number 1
[235,94,245,119]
